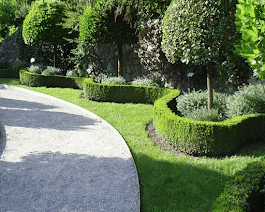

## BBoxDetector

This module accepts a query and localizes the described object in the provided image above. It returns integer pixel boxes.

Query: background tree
[136,0,171,22]
[0,0,16,41]
[162,0,241,109]
[79,0,138,76]
[22,0,71,68]
[235,0,265,80]
[0,0,36,42]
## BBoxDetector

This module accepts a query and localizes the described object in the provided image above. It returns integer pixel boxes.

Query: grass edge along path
[1,79,265,211]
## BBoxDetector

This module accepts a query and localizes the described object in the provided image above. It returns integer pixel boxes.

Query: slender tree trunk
[207,61,214,110]
[117,42,123,77]
[53,45,57,67]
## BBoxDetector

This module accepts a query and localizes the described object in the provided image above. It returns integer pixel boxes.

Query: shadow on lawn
[135,153,231,212]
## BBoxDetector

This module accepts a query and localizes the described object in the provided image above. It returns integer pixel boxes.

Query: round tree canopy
[79,0,137,45]
[161,0,239,65]
[22,0,68,47]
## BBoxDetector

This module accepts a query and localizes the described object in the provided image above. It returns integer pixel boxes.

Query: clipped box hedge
[0,68,20,78]
[83,78,172,104]
[153,90,265,156]
[20,70,87,89]
[214,160,265,211]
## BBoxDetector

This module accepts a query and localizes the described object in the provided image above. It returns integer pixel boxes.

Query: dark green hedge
[20,70,87,89]
[214,160,265,211]
[0,68,20,78]
[83,78,172,104]
[153,90,265,156]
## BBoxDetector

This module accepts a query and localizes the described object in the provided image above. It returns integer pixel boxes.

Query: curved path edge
[0,84,140,212]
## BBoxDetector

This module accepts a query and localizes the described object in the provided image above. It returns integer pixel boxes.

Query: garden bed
[153,89,265,157]
[83,78,172,104]
[20,70,87,89]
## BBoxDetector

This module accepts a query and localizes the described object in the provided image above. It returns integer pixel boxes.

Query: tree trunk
[117,42,123,77]
[53,45,57,67]
[207,61,214,110]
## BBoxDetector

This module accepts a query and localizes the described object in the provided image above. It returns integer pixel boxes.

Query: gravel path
[0,85,140,212]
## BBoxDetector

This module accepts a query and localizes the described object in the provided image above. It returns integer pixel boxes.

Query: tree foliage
[22,0,71,67]
[235,0,265,80]
[161,0,240,109]
[79,0,138,76]
[136,0,171,22]
[0,0,16,39]
[162,0,239,65]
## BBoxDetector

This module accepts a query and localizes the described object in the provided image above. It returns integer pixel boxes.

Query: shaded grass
[1,78,264,211]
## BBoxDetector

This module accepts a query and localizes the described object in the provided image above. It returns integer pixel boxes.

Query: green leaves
[161,0,239,65]
[22,0,68,46]
[0,0,17,39]
[235,0,265,79]
[79,0,137,45]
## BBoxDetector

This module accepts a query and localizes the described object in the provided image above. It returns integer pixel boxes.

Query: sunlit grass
[1,78,264,211]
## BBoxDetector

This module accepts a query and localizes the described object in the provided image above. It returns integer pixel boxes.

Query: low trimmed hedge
[214,160,265,211]
[0,68,20,78]
[83,78,172,104]
[153,90,265,156]
[20,70,87,89]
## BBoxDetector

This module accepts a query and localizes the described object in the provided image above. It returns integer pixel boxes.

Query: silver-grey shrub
[27,64,46,74]
[101,76,126,85]
[95,73,126,85]
[66,70,79,77]
[186,108,224,122]
[131,76,160,87]
[177,90,228,117]
[41,66,62,76]
[226,84,265,118]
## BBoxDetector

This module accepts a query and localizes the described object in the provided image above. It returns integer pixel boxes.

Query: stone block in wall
[107,62,114,72]
[126,66,131,73]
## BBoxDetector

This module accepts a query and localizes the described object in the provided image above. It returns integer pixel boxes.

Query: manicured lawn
[1,78,265,211]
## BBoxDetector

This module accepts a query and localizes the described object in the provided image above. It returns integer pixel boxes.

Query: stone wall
[93,19,249,91]
[0,20,245,91]
[0,31,19,63]
[93,43,148,82]
[93,19,189,90]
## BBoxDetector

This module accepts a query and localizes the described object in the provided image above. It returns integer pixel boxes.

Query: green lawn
[1,78,265,211]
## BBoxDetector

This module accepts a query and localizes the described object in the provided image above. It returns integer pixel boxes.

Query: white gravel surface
[0,85,140,212]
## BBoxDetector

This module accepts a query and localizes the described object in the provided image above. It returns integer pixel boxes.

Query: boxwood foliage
[214,160,265,212]
[83,78,171,104]
[0,68,20,78]
[153,90,265,156]
[20,70,86,89]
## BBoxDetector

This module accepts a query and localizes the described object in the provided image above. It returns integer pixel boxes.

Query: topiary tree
[79,0,138,77]
[22,0,70,67]
[162,0,240,109]
[235,0,265,80]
